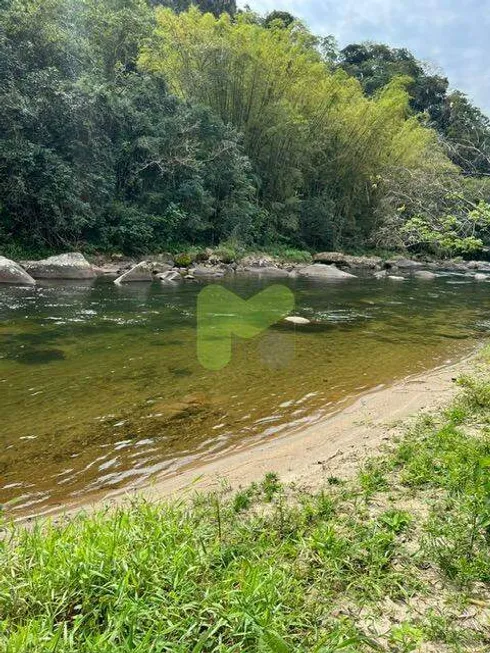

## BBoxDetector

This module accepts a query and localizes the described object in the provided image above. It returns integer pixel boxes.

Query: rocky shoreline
[2,250,490,285]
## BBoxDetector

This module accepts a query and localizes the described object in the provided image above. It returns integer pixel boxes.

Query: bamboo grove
[1,0,490,256]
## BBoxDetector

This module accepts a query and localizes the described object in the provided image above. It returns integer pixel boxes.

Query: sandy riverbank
[37,351,477,523]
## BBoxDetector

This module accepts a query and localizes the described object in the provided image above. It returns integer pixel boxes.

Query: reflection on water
[0,273,489,517]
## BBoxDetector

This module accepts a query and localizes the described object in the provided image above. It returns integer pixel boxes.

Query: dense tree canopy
[140,8,454,248]
[264,10,296,28]
[339,43,449,127]
[338,42,490,177]
[0,0,252,252]
[0,0,489,256]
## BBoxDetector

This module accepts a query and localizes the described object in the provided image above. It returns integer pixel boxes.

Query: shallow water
[1,273,489,517]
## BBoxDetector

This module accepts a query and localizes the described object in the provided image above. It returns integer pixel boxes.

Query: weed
[261,472,282,501]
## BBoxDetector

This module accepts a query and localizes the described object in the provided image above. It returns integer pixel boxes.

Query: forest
[1,0,490,257]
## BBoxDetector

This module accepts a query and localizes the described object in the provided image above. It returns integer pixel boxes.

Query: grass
[3,358,490,650]
[257,246,313,264]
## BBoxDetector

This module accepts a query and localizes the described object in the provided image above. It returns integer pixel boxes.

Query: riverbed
[1,273,489,517]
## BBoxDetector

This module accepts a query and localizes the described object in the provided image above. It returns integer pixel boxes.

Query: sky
[240,0,490,116]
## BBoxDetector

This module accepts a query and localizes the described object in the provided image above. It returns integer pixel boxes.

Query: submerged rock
[0,256,36,285]
[146,392,212,422]
[474,273,488,282]
[374,270,388,279]
[297,264,357,279]
[114,261,172,284]
[414,270,437,280]
[23,253,96,280]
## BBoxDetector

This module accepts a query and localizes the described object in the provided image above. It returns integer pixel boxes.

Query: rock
[297,264,357,279]
[190,265,226,279]
[414,270,437,280]
[467,260,490,272]
[239,254,275,268]
[348,255,383,269]
[434,260,468,273]
[147,392,211,422]
[386,257,423,270]
[285,316,311,325]
[114,261,171,284]
[313,251,349,265]
[0,256,36,285]
[374,270,388,279]
[157,271,182,283]
[23,253,96,279]
[388,275,405,281]
[241,266,290,278]
[314,252,381,269]
[474,273,488,282]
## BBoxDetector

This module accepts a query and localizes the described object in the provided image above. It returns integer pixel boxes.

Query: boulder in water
[241,266,290,278]
[314,251,381,269]
[0,256,36,285]
[297,264,356,279]
[23,253,96,279]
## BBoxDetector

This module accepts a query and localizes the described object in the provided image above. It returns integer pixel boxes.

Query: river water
[1,272,489,517]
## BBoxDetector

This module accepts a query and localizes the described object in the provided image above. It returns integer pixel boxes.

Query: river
[1,272,489,517]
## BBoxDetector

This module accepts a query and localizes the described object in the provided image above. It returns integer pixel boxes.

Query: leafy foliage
[339,43,449,128]
[141,9,448,250]
[0,0,253,252]
[338,42,490,177]
[0,0,489,255]
[402,199,490,255]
